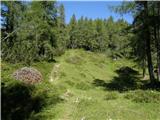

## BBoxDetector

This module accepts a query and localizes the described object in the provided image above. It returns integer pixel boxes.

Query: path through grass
[2,49,160,120]
[47,49,160,120]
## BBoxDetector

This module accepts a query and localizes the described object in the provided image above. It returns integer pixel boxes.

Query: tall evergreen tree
[114,1,160,82]
[56,4,69,53]
[68,14,78,49]
[1,1,58,65]
[1,1,27,63]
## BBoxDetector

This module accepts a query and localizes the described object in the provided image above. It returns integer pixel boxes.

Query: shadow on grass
[1,81,62,120]
[48,59,56,63]
[1,82,44,120]
[93,66,160,92]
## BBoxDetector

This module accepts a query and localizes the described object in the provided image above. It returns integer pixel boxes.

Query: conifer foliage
[114,1,160,82]
[1,1,130,65]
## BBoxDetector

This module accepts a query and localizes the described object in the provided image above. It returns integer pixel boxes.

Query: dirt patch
[50,64,60,82]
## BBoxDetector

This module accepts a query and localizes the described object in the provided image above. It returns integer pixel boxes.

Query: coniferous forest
[1,1,160,120]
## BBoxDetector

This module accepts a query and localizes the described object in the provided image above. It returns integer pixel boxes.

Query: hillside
[2,49,160,120]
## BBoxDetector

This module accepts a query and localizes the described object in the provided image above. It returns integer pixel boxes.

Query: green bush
[105,91,119,100]
[124,90,160,103]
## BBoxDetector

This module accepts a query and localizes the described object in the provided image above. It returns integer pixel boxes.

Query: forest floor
[2,49,160,120]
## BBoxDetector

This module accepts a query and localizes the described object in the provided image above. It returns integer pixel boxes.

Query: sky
[58,1,133,24]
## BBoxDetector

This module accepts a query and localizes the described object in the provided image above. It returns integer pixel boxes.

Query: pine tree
[113,1,160,82]
[1,1,58,65]
[56,4,69,53]
[68,14,78,49]
[1,1,24,62]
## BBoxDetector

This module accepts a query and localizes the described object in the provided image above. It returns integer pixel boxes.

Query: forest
[1,1,160,120]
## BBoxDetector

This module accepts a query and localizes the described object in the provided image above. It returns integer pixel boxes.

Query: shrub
[124,90,160,103]
[105,91,119,100]
[1,81,45,120]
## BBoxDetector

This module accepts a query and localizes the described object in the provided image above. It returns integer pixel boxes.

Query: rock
[12,67,42,84]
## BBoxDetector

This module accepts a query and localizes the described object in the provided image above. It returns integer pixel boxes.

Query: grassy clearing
[2,49,160,120]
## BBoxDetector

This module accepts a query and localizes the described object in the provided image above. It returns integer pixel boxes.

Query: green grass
[2,49,160,120]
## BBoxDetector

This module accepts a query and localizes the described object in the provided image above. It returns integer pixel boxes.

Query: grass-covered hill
[2,49,160,120]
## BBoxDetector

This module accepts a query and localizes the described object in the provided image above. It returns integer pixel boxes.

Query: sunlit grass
[2,49,160,120]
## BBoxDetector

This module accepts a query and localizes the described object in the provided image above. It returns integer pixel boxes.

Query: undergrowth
[124,90,160,103]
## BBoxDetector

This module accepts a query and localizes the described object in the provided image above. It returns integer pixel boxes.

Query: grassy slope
[41,49,160,120]
[2,49,160,120]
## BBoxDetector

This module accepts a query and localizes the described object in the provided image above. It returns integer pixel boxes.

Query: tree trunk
[146,37,155,82]
[155,17,160,82]
[142,67,146,78]
[144,2,156,82]
[142,59,146,78]
[158,56,160,81]
[157,2,160,81]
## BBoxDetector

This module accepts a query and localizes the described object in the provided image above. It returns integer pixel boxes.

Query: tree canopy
[1,1,160,82]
